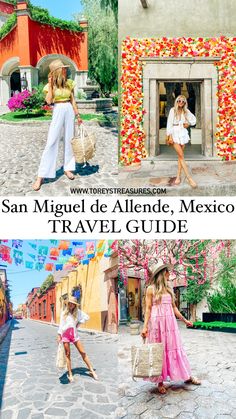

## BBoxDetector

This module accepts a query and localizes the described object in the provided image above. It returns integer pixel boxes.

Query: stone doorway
[10,70,21,96]
[142,57,220,160]
[159,81,202,158]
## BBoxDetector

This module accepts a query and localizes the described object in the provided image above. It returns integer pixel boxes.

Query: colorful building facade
[55,252,118,334]
[0,267,11,326]
[27,284,56,323]
[119,0,236,163]
[0,0,88,105]
[25,251,118,333]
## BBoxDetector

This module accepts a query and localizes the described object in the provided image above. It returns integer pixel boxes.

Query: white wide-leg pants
[38,102,75,178]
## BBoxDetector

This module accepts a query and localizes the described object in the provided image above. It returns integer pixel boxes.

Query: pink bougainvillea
[7,90,32,112]
[120,36,236,165]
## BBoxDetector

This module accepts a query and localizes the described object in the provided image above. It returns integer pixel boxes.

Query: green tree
[39,274,54,295]
[100,0,118,22]
[207,252,236,313]
[77,0,118,96]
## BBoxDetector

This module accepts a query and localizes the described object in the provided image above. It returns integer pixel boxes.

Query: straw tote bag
[131,341,163,380]
[56,343,67,369]
[71,123,96,165]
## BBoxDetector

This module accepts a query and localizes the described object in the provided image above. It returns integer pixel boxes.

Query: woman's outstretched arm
[172,303,193,327]
[141,286,153,337]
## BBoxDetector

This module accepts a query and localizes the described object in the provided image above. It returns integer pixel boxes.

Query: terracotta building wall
[28,20,88,70]
[0,1,14,14]
[0,27,18,70]
[28,286,56,323]
[0,16,88,71]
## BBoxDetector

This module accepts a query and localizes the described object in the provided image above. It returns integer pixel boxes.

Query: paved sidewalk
[119,160,236,196]
[117,323,236,418]
[0,321,11,345]
[0,319,118,418]
[0,120,118,196]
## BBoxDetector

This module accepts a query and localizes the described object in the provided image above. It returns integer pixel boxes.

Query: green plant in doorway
[207,252,236,313]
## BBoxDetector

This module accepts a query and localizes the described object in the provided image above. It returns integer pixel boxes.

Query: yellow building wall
[77,259,102,331]
[0,287,6,326]
[54,253,117,332]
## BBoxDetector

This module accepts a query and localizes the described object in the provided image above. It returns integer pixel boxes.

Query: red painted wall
[0,1,14,14]
[28,20,88,70]
[0,13,88,71]
[28,285,56,323]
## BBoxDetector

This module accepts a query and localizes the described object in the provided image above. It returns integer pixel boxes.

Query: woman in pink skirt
[141,260,200,394]
[57,296,98,382]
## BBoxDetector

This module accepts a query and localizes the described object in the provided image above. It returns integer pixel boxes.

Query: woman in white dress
[167,95,197,188]
[57,296,98,382]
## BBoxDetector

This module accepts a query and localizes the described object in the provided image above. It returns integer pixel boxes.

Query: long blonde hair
[50,67,68,90]
[174,95,188,120]
[63,303,78,320]
[152,268,175,304]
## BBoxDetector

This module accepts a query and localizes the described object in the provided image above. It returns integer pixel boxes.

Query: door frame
[142,57,219,159]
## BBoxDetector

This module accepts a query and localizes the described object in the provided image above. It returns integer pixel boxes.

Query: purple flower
[8,90,32,112]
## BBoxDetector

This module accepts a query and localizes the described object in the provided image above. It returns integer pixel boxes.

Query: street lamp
[20,72,28,90]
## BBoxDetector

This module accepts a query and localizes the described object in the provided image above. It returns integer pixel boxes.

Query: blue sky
[1,240,95,309]
[31,0,83,21]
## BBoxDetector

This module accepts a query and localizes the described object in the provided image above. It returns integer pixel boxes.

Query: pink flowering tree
[118,240,229,320]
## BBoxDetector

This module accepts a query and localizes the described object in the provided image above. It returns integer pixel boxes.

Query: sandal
[67,374,74,383]
[33,178,43,191]
[185,376,201,385]
[64,171,75,180]
[157,384,167,394]
[187,177,197,189]
[174,177,181,185]
[89,370,99,381]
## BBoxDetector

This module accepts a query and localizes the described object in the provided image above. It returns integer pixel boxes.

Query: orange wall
[0,17,88,71]
[0,27,18,70]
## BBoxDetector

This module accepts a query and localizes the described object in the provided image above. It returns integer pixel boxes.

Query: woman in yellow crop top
[33,59,82,191]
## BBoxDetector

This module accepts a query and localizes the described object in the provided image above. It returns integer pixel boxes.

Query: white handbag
[56,343,67,369]
[131,341,163,380]
[71,123,96,165]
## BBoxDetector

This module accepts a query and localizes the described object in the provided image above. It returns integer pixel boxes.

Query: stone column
[74,70,88,94]
[202,79,213,157]
[0,76,11,105]
[149,79,159,156]
[19,66,39,91]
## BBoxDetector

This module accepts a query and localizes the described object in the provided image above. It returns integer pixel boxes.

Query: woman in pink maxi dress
[141,260,200,394]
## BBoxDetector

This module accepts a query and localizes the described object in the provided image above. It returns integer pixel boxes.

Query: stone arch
[0,56,20,76]
[0,57,21,105]
[36,54,78,84]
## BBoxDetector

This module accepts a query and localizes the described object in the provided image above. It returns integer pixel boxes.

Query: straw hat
[150,259,172,279]
[49,59,70,73]
[66,296,80,306]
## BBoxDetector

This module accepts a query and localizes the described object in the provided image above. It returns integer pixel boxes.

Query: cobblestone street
[117,323,236,418]
[0,319,118,418]
[0,120,118,196]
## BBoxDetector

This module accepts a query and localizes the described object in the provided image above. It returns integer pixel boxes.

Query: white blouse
[58,310,89,336]
[167,108,196,136]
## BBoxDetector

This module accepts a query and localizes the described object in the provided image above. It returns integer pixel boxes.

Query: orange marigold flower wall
[120,36,236,165]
